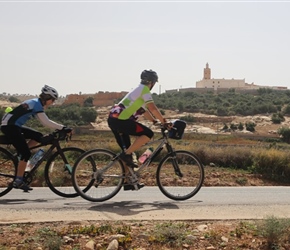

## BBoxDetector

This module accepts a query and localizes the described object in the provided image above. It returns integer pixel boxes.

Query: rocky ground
[2,217,288,250]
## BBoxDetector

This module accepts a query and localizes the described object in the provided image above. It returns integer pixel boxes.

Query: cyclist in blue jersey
[1,85,69,191]
[108,69,169,190]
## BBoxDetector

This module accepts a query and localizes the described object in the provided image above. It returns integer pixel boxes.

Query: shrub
[198,145,254,170]
[83,97,94,107]
[8,96,20,103]
[149,222,188,247]
[222,123,229,130]
[238,122,244,130]
[277,126,290,143]
[179,115,195,122]
[230,123,238,131]
[271,113,285,124]
[258,216,290,249]
[245,122,256,132]
[253,148,290,182]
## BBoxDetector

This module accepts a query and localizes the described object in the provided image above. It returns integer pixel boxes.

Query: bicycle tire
[45,147,85,198]
[72,148,125,202]
[156,150,204,201]
[0,147,17,197]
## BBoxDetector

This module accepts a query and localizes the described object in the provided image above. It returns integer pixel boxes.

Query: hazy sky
[1,0,289,97]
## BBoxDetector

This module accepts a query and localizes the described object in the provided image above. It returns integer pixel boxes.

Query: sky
[0,0,290,97]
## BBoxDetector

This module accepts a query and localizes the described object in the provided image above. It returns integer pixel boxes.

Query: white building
[195,63,287,91]
[196,63,246,90]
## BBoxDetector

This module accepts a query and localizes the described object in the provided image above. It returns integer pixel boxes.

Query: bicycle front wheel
[72,149,125,202]
[0,147,17,197]
[156,150,204,201]
[45,147,85,198]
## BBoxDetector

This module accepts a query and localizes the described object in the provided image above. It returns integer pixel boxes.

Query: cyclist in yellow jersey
[108,69,169,190]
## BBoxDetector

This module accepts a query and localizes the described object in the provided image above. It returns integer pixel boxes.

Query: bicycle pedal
[94,178,103,188]
[123,183,145,191]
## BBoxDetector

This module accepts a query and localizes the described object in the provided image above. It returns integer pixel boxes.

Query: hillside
[94,106,285,137]
[0,99,287,137]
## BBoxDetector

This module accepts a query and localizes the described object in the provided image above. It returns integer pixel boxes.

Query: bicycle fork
[166,146,183,178]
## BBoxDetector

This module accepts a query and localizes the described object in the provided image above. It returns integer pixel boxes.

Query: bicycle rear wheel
[0,147,17,197]
[45,147,85,198]
[72,149,125,202]
[156,150,204,201]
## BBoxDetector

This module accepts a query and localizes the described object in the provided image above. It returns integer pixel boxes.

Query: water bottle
[138,147,153,164]
[25,160,31,171]
[26,149,44,171]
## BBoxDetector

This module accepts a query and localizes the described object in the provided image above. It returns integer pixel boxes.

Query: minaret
[203,63,211,80]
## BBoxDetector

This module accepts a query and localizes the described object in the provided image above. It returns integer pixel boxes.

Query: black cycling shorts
[1,125,43,161]
[107,117,154,150]
[108,117,154,138]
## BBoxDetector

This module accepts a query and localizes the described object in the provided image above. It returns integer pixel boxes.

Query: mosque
[166,63,287,94]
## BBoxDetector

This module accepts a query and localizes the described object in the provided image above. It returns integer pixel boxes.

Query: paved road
[1,186,290,224]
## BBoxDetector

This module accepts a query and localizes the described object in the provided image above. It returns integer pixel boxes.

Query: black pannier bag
[168,120,186,140]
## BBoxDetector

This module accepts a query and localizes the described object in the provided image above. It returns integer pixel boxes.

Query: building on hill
[165,63,287,94]
[196,63,246,90]
[195,63,287,91]
[63,91,127,107]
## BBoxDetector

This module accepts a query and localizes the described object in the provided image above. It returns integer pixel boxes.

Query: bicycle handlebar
[153,122,175,131]
[41,128,73,145]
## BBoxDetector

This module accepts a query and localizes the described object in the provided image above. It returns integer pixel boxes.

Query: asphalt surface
[1,186,290,224]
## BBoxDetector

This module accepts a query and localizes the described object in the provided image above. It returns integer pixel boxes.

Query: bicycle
[72,123,204,202]
[0,129,85,198]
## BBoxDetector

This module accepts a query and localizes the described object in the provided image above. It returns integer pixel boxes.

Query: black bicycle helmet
[140,69,158,83]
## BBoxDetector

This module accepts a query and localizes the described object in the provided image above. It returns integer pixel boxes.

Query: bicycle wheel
[45,147,85,198]
[156,150,204,201]
[0,147,17,197]
[72,149,125,202]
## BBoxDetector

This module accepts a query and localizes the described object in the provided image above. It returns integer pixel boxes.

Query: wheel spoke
[157,150,204,201]
[45,147,85,198]
[0,147,17,197]
[72,149,124,202]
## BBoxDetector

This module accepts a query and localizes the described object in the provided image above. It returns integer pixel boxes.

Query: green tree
[80,108,97,123]
[84,97,94,107]
[245,122,256,132]
[45,103,97,127]
[177,102,184,112]
[238,122,244,131]
[8,96,20,103]
[217,107,228,116]
[271,113,285,124]
[283,104,290,115]
[230,123,238,131]
[277,127,290,143]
